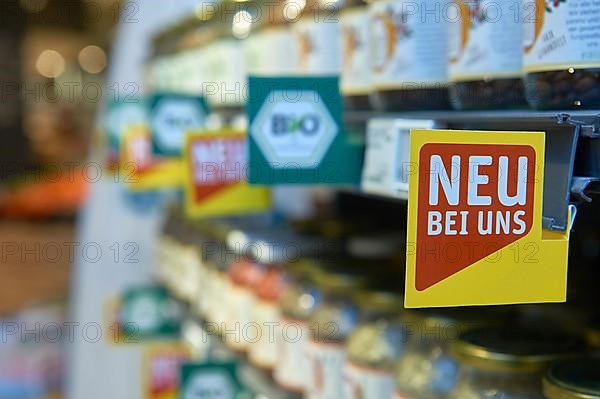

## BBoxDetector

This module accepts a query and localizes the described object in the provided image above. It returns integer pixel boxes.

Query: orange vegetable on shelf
[0,168,88,219]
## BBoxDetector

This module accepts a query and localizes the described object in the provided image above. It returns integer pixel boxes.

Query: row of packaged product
[157,211,600,399]
[149,0,600,111]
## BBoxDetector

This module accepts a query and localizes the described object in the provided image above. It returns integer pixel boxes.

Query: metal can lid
[311,267,368,293]
[543,357,600,399]
[451,328,583,373]
[285,258,321,278]
[353,289,404,313]
[403,307,509,330]
[586,322,600,348]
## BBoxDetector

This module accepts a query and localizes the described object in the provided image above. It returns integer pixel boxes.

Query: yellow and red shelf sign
[405,129,571,308]
[120,125,184,190]
[183,130,271,218]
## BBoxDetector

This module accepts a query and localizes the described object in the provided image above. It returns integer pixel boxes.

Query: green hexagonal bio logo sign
[250,90,339,168]
[151,95,207,156]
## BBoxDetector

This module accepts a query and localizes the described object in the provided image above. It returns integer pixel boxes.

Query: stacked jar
[244,0,298,76]
[224,258,265,352]
[274,259,322,397]
[203,0,256,112]
[292,0,342,76]
[543,357,600,399]
[247,261,288,370]
[340,0,372,110]
[242,230,326,376]
[586,321,600,349]
[523,0,600,109]
[304,267,368,399]
[343,289,405,399]
[449,0,527,109]
[196,223,232,331]
[369,0,451,110]
[449,328,583,398]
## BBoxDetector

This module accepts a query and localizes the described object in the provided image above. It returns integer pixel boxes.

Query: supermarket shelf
[344,109,600,232]
[344,109,600,130]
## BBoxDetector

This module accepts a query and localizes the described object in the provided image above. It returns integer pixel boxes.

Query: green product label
[120,285,184,340]
[105,99,148,153]
[247,76,363,185]
[179,362,243,399]
[150,93,208,156]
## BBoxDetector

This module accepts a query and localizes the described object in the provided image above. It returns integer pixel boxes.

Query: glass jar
[305,268,367,399]
[244,0,297,76]
[543,357,600,399]
[586,323,600,349]
[343,289,405,399]
[274,260,322,395]
[369,0,451,111]
[448,328,584,399]
[224,258,265,352]
[195,223,231,329]
[448,0,527,110]
[394,308,508,399]
[523,0,600,109]
[248,263,288,370]
[292,0,342,76]
[204,0,259,110]
[340,0,372,110]
[203,256,231,329]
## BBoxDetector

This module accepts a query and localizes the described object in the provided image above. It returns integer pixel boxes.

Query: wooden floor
[0,220,74,316]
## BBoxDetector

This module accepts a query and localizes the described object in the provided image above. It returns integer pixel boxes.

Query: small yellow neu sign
[183,130,271,218]
[405,129,570,308]
[120,125,184,191]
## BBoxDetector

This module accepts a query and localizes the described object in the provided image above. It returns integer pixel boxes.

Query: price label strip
[362,118,434,198]
[405,129,571,308]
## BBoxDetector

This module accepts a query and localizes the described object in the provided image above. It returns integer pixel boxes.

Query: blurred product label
[107,285,184,343]
[361,119,434,198]
[293,17,342,75]
[405,129,570,307]
[0,306,64,398]
[523,0,600,71]
[247,76,363,184]
[144,343,191,399]
[179,362,241,399]
[204,39,246,108]
[274,319,310,392]
[340,7,372,95]
[116,94,208,192]
[449,0,523,81]
[247,300,279,369]
[245,27,299,76]
[149,94,208,157]
[343,362,395,399]
[183,130,271,218]
[105,100,148,165]
[370,0,450,88]
[121,125,154,172]
[305,341,347,399]
[120,125,184,192]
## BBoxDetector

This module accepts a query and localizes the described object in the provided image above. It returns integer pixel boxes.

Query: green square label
[120,286,183,340]
[150,93,208,156]
[180,362,241,399]
[247,76,363,185]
